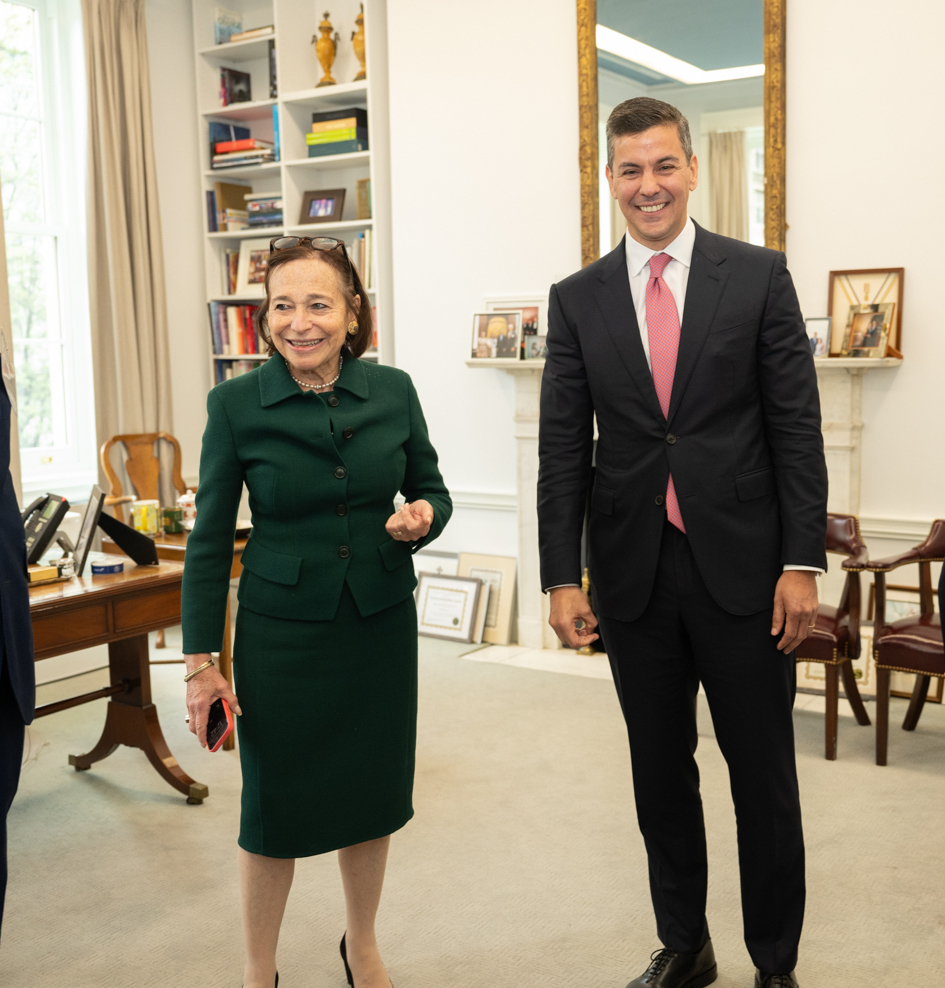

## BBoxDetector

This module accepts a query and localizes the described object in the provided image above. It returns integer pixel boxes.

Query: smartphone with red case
[206,698,234,752]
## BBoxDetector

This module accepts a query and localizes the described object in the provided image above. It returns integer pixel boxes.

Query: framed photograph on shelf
[484,296,546,360]
[827,268,904,357]
[458,553,517,645]
[470,312,522,360]
[416,572,484,642]
[804,317,831,358]
[299,188,346,225]
[235,238,272,297]
[523,335,547,361]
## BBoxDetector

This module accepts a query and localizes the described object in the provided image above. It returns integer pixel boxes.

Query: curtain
[708,130,748,242]
[82,0,173,466]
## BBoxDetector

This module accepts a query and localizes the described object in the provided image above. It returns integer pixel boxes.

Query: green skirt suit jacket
[182,354,451,857]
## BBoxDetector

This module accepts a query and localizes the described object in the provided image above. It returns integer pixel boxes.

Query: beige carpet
[2,629,944,987]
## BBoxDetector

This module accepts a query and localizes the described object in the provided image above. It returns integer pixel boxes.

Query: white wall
[787,0,944,539]
[146,0,211,484]
[385,0,581,556]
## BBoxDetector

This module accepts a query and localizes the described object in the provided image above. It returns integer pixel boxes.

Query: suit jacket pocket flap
[378,538,413,572]
[592,485,615,516]
[241,538,302,586]
[735,467,776,501]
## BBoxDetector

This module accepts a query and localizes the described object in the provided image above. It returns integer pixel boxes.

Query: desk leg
[69,634,210,803]
[217,594,236,751]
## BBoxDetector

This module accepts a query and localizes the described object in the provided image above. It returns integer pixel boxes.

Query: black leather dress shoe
[754,972,798,988]
[625,939,717,988]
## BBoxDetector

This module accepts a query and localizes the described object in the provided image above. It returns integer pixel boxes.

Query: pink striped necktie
[645,252,686,534]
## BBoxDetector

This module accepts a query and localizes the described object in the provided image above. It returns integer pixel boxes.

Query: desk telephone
[21,493,70,564]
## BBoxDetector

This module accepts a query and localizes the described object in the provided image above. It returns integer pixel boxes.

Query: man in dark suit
[0,327,34,942]
[538,98,827,988]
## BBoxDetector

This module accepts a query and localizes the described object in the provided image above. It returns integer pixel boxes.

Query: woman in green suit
[181,237,451,988]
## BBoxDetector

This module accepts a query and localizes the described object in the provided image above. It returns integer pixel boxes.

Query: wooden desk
[30,561,209,803]
[103,530,247,751]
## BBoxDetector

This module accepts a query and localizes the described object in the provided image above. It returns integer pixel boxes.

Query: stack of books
[213,138,276,170]
[207,180,252,232]
[245,192,283,229]
[307,107,368,158]
[208,302,265,356]
[350,229,373,288]
[226,24,273,42]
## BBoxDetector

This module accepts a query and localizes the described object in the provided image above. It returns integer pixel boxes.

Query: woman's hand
[184,653,241,748]
[385,500,434,542]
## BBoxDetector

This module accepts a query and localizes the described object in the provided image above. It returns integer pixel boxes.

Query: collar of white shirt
[624,215,696,278]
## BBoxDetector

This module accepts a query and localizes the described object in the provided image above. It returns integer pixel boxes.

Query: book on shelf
[212,149,276,168]
[269,39,277,99]
[216,359,266,384]
[272,105,280,161]
[311,107,368,128]
[215,138,273,154]
[356,178,372,220]
[310,115,367,134]
[208,121,249,166]
[223,208,248,231]
[212,181,251,231]
[227,24,273,42]
[306,127,368,145]
[214,6,241,44]
[245,193,283,227]
[223,250,239,294]
[307,139,368,158]
[220,67,251,106]
[206,190,218,232]
[349,229,373,289]
[208,301,263,356]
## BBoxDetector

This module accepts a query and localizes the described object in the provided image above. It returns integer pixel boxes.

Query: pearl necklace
[291,355,343,391]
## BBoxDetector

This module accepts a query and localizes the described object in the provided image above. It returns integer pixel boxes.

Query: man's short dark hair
[606,97,693,169]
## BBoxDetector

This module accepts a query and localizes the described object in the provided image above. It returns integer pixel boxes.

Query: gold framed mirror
[578,0,786,267]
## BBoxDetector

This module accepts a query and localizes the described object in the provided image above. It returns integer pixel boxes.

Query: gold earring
[347,321,358,335]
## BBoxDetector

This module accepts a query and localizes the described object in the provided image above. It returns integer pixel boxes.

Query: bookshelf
[192,0,394,383]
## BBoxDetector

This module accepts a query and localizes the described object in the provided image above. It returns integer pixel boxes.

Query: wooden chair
[101,433,189,650]
[870,520,945,766]
[794,513,872,760]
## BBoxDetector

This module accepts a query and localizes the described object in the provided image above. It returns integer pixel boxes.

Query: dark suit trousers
[0,657,26,942]
[599,521,805,976]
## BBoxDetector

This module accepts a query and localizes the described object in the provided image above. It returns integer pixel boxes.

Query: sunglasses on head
[268,236,354,286]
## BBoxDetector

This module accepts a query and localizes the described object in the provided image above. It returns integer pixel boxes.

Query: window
[0,0,95,502]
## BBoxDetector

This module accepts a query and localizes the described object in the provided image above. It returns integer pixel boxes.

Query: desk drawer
[113,587,181,634]
[32,604,109,655]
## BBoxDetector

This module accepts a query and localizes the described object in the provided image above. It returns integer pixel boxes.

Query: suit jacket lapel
[594,238,666,426]
[667,225,730,426]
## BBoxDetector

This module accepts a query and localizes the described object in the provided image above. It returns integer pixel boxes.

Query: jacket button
[666,434,677,444]
[342,426,354,439]
[334,466,347,479]
[338,545,350,559]
[335,504,348,516]
[655,495,664,505]
[327,394,340,407]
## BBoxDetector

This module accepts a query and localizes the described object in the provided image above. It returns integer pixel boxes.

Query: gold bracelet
[183,658,215,682]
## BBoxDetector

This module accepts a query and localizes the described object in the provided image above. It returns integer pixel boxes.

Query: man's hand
[549,586,600,649]
[385,500,433,542]
[771,571,819,653]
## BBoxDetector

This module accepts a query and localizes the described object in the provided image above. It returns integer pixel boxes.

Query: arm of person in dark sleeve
[398,374,452,550]
[181,389,245,654]
[757,251,829,570]
[537,282,595,590]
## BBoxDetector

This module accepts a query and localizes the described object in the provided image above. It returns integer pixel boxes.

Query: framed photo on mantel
[827,268,904,358]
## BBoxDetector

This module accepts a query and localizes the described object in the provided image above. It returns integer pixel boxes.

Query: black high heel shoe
[340,933,394,988]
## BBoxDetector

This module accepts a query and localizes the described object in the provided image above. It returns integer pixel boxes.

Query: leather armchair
[794,513,872,760]
[870,520,945,766]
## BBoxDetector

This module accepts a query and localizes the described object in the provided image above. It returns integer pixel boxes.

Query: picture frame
[827,268,904,357]
[804,317,831,358]
[298,188,346,226]
[470,311,522,360]
[416,572,484,642]
[458,553,517,645]
[523,334,547,361]
[235,237,272,297]
[484,295,547,360]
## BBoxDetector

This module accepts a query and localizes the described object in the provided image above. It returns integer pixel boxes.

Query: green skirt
[233,584,418,858]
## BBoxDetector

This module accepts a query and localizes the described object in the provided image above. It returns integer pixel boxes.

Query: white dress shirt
[546,218,821,587]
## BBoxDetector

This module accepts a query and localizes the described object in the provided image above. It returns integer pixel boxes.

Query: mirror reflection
[597,0,765,254]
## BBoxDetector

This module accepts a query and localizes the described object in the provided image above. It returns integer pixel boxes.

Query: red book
[215,138,273,153]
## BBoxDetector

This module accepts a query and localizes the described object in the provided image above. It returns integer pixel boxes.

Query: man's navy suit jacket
[0,383,34,724]
[537,223,829,622]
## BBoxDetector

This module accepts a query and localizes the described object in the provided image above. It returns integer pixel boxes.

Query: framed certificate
[416,572,483,642]
[458,553,517,645]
